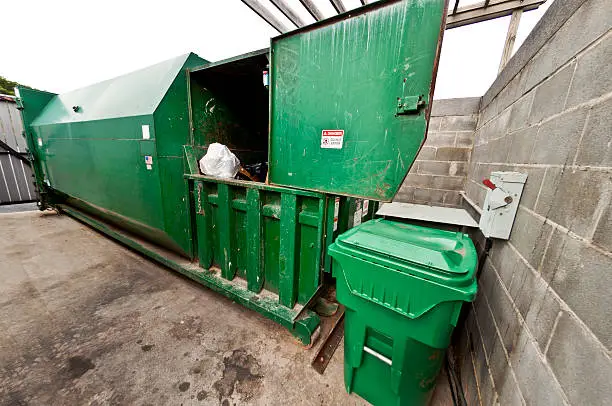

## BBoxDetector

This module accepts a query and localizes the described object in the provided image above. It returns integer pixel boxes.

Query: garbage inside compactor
[199,143,241,179]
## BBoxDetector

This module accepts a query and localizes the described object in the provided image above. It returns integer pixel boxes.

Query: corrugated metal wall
[0,97,36,204]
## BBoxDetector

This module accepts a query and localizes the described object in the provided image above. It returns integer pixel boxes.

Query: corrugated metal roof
[32,53,195,126]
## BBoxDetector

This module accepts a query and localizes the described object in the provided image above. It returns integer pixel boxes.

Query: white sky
[1,0,553,99]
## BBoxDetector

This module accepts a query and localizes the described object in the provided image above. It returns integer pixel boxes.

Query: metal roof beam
[298,0,325,21]
[446,0,545,29]
[329,0,347,14]
[270,0,307,27]
[241,0,290,33]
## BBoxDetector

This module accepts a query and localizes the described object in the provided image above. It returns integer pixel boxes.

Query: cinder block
[497,370,525,406]
[428,116,443,132]
[431,175,464,190]
[448,162,467,177]
[488,329,511,395]
[393,185,414,202]
[529,107,588,165]
[525,286,562,353]
[565,32,612,108]
[529,61,576,123]
[515,166,545,210]
[489,242,519,289]
[424,131,456,147]
[480,259,498,303]
[481,0,589,107]
[440,115,478,131]
[417,161,451,176]
[508,92,534,132]
[412,187,445,204]
[523,0,612,94]
[469,142,489,164]
[436,147,471,162]
[479,97,499,127]
[509,207,553,269]
[512,327,568,406]
[431,97,481,116]
[487,135,512,163]
[495,76,523,115]
[486,271,522,354]
[474,291,497,357]
[575,96,612,167]
[402,173,433,188]
[513,264,548,320]
[455,132,475,147]
[416,146,437,161]
[507,126,538,164]
[548,231,612,348]
[547,312,612,406]
[461,351,481,406]
[533,167,564,217]
[593,203,611,252]
[490,108,513,141]
[443,191,462,207]
[548,169,611,238]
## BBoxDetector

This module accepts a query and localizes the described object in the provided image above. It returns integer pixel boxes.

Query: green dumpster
[329,219,478,406]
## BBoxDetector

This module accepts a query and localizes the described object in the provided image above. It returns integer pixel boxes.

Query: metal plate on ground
[311,304,345,375]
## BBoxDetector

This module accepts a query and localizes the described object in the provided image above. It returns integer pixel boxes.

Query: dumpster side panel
[193,177,325,308]
[32,115,166,230]
[269,0,447,201]
[155,53,208,257]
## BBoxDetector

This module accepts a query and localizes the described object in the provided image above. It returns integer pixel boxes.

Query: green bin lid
[334,219,477,286]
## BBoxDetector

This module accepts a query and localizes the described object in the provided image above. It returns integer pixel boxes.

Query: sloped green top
[32,53,195,126]
[334,219,477,284]
[329,219,478,320]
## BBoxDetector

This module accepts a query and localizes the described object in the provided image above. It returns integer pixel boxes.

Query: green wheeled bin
[329,219,478,406]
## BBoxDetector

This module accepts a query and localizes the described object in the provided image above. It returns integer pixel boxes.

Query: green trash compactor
[16,0,454,351]
[330,219,478,406]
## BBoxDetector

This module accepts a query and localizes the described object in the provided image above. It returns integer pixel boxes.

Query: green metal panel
[15,87,57,208]
[329,219,477,405]
[20,53,207,256]
[269,0,447,201]
[190,175,326,309]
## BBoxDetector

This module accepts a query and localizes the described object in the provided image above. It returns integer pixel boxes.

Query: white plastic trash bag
[199,143,240,178]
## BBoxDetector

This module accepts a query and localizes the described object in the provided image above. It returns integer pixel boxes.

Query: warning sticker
[333,197,340,231]
[321,130,344,149]
[362,200,369,218]
[353,200,362,227]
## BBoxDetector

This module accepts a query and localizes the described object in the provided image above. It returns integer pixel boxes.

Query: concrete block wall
[458,0,612,404]
[394,97,479,207]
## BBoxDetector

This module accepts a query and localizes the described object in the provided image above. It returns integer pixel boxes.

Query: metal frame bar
[241,0,290,33]
[498,8,523,72]
[270,0,306,27]
[446,0,544,29]
[242,0,545,33]
[298,0,325,21]
[329,0,346,14]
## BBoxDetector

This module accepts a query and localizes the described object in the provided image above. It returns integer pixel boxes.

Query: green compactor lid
[333,219,478,288]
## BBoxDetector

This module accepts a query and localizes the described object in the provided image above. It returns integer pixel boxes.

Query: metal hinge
[396,95,426,115]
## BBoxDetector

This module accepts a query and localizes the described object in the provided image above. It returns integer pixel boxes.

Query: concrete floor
[0,210,452,405]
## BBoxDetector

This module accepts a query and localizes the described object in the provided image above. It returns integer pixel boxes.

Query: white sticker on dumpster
[362,200,369,218]
[321,130,344,149]
[333,197,340,231]
[142,125,150,140]
[353,200,362,227]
